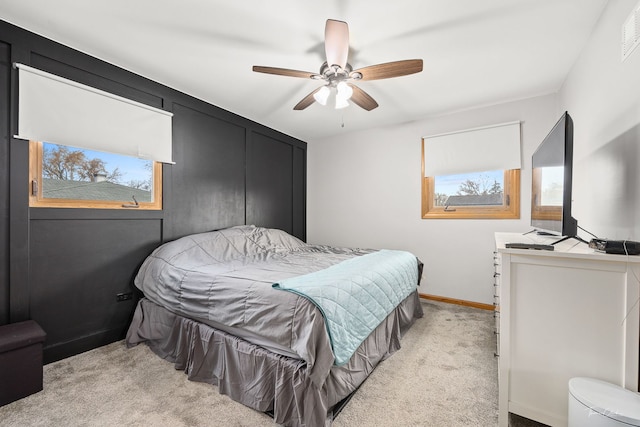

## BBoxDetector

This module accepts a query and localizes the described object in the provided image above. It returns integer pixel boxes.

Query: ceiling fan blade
[293,88,321,110]
[325,19,349,69]
[252,66,317,79]
[352,59,423,81]
[349,84,378,111]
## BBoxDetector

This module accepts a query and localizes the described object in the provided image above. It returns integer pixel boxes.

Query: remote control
[505,243,554,251]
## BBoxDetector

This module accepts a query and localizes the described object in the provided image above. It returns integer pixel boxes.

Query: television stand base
[551,235,588,245]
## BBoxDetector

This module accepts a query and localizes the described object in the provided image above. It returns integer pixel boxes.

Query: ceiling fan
[252,19,423,111]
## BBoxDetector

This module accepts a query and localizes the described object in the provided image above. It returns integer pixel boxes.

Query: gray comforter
[134,225,390,385]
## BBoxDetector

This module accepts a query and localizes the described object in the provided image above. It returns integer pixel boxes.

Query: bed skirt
[125,291,423,427]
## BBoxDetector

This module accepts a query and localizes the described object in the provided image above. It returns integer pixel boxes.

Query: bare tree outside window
[432,171,504,207]
[125,163,153,191]
[43,145,122,183]
[456,174,503,196]
[30,141,162,209]
[421,140,520,219]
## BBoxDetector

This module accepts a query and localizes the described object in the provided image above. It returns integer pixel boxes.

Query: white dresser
[495,232,640,427]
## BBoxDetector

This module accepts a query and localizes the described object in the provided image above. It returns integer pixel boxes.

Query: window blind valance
[423,121,520,177]
[15,63,174,164]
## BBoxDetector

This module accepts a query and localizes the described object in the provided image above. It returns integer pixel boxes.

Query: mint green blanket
[273,249,419,365]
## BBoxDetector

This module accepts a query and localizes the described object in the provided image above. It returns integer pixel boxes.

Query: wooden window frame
[28,140,162,210]
[421,140,520,219]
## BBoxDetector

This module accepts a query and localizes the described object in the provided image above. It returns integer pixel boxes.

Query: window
[17,63,171,210]
[421,169,520,219]
[421,123,521,219]
[29,141,162,210]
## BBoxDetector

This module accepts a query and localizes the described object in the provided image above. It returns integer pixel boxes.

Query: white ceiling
[0,0,608,141]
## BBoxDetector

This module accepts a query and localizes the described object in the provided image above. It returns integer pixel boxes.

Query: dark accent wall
[167,103,247,240]
[0,41,9,326]
[0,20,306,362]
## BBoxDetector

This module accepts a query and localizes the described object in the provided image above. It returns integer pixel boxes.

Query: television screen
[530,112,578,240]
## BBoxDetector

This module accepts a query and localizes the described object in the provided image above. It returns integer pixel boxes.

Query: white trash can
[568,377,640,426]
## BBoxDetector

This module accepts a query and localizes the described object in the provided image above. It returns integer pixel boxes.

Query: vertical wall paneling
[0,42,10,323]
[0,19,306,362]
[8,43,31,324]
[166,103,246,241]
[29,219,162,363]
[247,131,294,234]
[292,146,307,241]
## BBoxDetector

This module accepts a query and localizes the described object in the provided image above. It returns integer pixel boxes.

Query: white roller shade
[423,121,520,176]
[15,63,174,163]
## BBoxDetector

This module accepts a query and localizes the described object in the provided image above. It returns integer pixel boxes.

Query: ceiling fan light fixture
[335,96,349,109]
[313,86,331,106]
[336,81,353,100]
[252,19,422,112]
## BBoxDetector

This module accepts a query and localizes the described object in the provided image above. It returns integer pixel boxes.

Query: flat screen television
[530,111,580,244]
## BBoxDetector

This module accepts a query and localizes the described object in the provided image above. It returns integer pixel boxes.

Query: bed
[125,225,423,426]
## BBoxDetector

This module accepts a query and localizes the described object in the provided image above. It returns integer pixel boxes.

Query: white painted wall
[307,94,559,304]
[308,0,640,305]
[560,0,640,241]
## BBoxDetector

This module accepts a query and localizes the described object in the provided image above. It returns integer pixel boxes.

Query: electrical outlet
[116,292,133,302]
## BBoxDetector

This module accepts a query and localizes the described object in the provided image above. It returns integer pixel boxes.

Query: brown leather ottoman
[0,320,46,406]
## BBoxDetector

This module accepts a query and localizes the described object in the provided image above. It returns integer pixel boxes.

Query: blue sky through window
[43,142,152,183]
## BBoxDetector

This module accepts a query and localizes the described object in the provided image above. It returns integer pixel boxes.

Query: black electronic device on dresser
[589,238,640,255]
[505,242,554,251]
[530,112,581,245]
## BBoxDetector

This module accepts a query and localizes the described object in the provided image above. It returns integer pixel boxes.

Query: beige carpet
[0,300,541,426]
